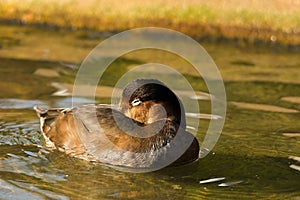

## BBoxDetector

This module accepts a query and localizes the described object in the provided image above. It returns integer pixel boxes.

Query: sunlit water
[0,24,299,199]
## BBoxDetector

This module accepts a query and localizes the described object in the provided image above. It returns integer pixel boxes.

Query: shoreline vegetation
[0,0,300,47]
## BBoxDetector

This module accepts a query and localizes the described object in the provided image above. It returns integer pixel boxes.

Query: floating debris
[186,112,222,120]
[169,90,211,101]
[283,133,300,137]
[200,177,226,184]
[175,91,211,101]
[231,101,299,113]
[218,180,244,187]
[33,68,60,77]
[289,156,300,162]
[290,164,300,172]
[51,82,123,97]
[59,61,79,70]
[281,96,300,104]
[188,91,212,101]
[171,184,182,190]
[199,148,214,158]
[51,82,71,96]
[186,125,196,130]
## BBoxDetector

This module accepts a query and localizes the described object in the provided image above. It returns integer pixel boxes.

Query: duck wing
[74,105,198,168]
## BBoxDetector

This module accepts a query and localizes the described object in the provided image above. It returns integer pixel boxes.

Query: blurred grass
[0,0,300,45]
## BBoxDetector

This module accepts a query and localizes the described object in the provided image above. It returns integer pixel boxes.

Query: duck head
[120,79,186,128]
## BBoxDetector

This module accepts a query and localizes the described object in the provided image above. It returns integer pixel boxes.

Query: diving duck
[34,79,199,170]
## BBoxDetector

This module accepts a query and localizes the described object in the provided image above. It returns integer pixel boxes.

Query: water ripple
[0,99,45,109]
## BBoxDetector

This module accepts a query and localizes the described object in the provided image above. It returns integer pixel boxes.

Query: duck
[34,78,199,170]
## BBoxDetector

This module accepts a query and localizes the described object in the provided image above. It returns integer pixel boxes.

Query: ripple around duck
[1,146,67,183]
[0,122,41,146]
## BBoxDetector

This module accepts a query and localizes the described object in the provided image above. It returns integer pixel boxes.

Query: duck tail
[33,105,66,148]
[33,105,67,130]
[33,105,69,119]
[33,105,72,134]
[33,105,48,117]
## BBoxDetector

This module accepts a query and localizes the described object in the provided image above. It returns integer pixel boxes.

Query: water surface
[0,24,299,199]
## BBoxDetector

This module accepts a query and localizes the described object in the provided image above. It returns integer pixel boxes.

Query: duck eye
[131,99,141,106]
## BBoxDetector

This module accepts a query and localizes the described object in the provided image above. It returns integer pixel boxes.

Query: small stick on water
[218,180,244,187]
[200,177,226,184]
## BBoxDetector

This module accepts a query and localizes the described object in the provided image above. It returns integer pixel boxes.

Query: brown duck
[34,79,199,170]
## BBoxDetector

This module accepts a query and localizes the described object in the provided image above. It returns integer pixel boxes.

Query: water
[0,23,299,199]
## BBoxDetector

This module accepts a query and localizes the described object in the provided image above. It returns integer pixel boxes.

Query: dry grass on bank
[0,0,300,45]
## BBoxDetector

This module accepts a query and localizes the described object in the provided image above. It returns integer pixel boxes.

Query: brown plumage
[34,79,199,169]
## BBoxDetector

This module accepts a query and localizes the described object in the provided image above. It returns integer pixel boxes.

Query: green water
[0,24,299,199]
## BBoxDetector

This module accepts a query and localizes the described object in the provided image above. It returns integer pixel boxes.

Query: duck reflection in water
[34,79,199,170]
